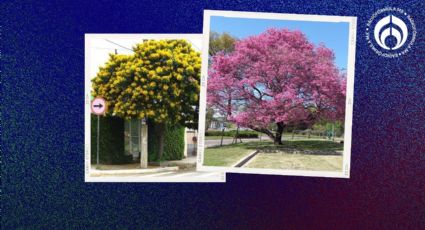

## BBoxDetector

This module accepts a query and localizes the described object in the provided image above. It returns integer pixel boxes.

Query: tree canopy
[92,39,201,128]
[209,32,238,56]
[207,28,346,144]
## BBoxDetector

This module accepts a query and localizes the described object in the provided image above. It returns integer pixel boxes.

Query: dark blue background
[2,0,425,228]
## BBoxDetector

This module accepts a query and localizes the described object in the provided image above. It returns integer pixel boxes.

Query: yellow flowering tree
[92,39,201,159]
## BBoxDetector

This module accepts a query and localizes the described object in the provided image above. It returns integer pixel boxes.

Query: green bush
[148,123,185,162]
[91,115,132,164]
[205,130,258,138]
[204,130,224,136]
[236,132,258,138]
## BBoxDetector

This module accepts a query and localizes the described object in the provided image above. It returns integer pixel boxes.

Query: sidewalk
[149,156,197,169]
[90,156,197,177]
[90,164,179,177]
[87,168,225,182]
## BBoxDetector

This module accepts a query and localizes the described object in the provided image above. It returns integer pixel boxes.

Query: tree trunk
[157,123,166,160]
[274,133,283,145]
[249,126,276,143]
[233,125,242,144]
[274,122,284,145]
[220,128,225,146]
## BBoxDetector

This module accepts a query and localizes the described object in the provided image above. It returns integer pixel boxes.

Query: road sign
[91,97,107,115]
[91,97,107,166]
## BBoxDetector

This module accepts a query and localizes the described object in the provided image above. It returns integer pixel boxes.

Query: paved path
[88,169,224,182]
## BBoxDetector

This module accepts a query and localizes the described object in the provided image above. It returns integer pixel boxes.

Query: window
[124,119,141,160]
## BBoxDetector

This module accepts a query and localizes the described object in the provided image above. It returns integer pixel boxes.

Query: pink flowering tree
[207,28,346,145]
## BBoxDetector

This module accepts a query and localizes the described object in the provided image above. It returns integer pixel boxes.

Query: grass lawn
[203,144,254,167]
[243,140,343,151]
[203,139,343,170]
[244,152,342,171]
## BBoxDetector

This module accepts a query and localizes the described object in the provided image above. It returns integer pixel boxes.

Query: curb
[233,150,259,168]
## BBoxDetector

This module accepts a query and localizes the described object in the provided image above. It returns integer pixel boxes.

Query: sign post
[91,97,107,166]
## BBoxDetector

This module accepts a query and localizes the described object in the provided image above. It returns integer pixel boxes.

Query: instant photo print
[85,34,225,182]
[197,10,357,178]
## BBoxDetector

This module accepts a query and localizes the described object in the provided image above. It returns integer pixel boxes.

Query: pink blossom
[207,28,346,143]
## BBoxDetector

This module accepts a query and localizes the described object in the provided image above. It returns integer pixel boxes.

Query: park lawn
[203,139,343,169]
[244,152,342,171]
[248,140,343,151]
[244,140,343,171]
[203,143,254,167]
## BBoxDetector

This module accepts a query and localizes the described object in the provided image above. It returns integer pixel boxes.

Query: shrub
[91,115,132,164]
[204,130,223,136]
[148,123,185,162]
[235,132,258,138]
[91,116,186,164]
[205,130,258,138]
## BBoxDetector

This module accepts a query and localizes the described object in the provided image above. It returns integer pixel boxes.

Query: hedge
[91,116,186,164]
[91,115,132,164]
[148,122,185,162]
[205,130,259,138]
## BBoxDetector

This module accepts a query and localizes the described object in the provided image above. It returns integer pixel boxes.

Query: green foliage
[92,39,201,128]
[91,115,132,164]
[205,130,259,138]
[205,108,214,130]
[312,120,344,137]
[148,123,185,162]
[209,32,237,56]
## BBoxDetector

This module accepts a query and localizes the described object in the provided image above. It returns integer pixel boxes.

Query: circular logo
[366,7,416,58]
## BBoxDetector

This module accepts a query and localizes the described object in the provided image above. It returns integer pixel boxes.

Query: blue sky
[210,16,350,70]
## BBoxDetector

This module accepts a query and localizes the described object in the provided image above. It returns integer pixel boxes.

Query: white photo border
[85,33,226,183]
[197,10,357,178]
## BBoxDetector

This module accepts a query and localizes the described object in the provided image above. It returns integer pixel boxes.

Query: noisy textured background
[2,0,425,228]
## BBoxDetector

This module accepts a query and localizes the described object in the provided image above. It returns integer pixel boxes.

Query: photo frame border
[196,10,357,178]
[85,33,226,183]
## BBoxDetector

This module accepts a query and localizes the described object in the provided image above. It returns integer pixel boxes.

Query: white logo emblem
[374,15,408,50]
[366,7,416,58]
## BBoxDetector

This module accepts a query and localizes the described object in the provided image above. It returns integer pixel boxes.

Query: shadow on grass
[207,140,343,156]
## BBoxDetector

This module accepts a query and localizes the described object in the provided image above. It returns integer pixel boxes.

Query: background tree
[205,107,215,130]
[207,28,346,145]
[92,39,201,159]
[209,32,237,56]
[207,32,239,141]
[207,32,239,115]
